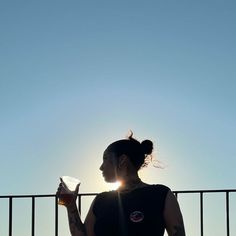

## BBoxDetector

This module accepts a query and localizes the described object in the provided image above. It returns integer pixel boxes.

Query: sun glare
[108,181,121,190]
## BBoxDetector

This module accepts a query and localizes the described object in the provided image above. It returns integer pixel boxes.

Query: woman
[57,134,186,236]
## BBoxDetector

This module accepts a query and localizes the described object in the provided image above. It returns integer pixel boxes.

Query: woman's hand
[56,178,80,208]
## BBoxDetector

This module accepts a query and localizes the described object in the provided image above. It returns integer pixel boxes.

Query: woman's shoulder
[152,184,171,195]
[134,184,170,199]
[95,190,117,200]
[93,190,118,214]
[151,184,171,191]
[137,184,170,206]
[136,183,170,192]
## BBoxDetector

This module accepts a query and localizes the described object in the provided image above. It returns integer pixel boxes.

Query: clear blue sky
[0,1,236,235]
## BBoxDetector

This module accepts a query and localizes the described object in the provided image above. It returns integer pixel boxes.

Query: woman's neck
[118,175,146,192]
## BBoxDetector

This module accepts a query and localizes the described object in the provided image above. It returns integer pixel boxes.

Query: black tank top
[93,184,169,236]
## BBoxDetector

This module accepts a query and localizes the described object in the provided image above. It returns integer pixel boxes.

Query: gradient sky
[0,1,236,235]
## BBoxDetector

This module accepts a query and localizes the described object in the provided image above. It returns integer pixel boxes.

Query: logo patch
[129,211,144,223]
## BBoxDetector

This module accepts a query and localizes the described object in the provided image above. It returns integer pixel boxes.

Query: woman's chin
[104,176,117,183]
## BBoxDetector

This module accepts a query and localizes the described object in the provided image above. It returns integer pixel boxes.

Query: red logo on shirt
[129,211,144,223]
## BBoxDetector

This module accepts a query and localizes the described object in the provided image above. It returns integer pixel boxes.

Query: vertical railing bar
[226,191,230,236]
[200,192,204,236]
[32,196,35,236]
[9,197,13,236]
[78,194,81,215]
[55,196,58,236]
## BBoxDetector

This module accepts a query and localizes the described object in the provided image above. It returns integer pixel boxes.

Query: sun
[107,181,121,190]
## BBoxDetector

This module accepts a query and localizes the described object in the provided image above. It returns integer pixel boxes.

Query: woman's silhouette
[57,133,185,236]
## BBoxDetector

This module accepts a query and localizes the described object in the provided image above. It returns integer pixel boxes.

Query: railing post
[32,197,35,236]
[55,196,58,236]
[78,194,81,215]
[200,192,204,236]
[9,197,13,236]
[226,191,230,236]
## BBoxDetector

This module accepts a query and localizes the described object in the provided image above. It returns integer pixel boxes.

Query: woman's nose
[99,162,104,171]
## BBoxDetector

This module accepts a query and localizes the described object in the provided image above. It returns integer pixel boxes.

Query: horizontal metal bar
[1,189,236,198]
[0,194,56,198]
[173,189,236,194]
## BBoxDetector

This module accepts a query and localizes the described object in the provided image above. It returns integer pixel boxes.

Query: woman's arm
[164,190,186,236]
[57,183,96,236]
[66,199,96,236]
[66,202,86,236]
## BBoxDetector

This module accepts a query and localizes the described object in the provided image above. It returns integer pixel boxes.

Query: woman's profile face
[100,150,118,183]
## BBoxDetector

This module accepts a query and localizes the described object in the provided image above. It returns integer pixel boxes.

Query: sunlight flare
[107,181,121,190]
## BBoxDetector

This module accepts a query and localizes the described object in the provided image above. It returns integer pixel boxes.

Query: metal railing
[0,189,236,236]
[173,189,236,236]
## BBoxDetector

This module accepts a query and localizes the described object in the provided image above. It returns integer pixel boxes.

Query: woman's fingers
[74,184,80,194]
[56,184,68,196]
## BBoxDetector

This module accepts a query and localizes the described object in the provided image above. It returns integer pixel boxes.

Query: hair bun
[141,140,153,155]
